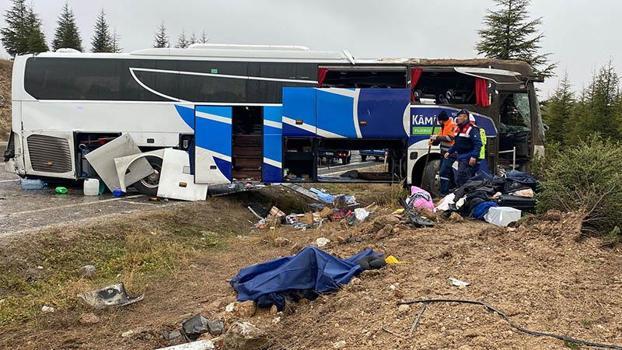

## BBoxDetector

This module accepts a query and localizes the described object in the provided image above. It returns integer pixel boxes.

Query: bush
[537,136,622,235]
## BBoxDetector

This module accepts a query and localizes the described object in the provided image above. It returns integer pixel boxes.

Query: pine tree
[476,0,555,78]
[199,30,208,44]
[111,29,122,53]
[542,74,574,146]
[567,62,621,143]
[52,2,82,52]
[91,9,113,53]
[176,30,189,48]
[189,32,197,46]
[24,7,48,53]
[153,22,169,48]
[1,0,48,56]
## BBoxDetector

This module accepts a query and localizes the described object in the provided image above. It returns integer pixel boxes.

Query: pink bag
[407,186,436,212]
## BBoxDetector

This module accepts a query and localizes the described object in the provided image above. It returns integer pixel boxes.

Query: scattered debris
[448,277,470,288]
[79,312,100,325]
[163,329,182,340]
[157,149,208,201]
[273,237,291,247]
[78,283,144,309]
[484,207,522,227]
[397,304,411,314]
[234,301,257,318]
[54,186,68,194]
[79,264,97,279]
[384,255,401,265]
[448,212,464,222]
[315,237,331,247]
[223,322,267,350]
[225,303,236,313]
[206,319,225,336]
[333,340,347,349]
[406,186,436,213]
[155,340,216,350]
[182,314,210,341]
[354,207,370,222]
[20,178,46,190]
[401,199,435,227]
[41,305,55,313]
[180,314,223,341]
[85,134,154,192]
[83,178,100,196]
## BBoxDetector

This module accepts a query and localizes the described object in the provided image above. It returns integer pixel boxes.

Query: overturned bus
[5,45,544,196]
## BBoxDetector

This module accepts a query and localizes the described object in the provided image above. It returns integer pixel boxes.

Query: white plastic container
[83,178,100,196]
[484,206,521,227]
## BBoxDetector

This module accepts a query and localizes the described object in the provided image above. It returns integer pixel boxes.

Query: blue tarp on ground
[230,247,380,309]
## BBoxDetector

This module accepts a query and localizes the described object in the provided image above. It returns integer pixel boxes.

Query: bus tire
[361,155,367,162]
[421,159,441,198]
[132,156,162,197]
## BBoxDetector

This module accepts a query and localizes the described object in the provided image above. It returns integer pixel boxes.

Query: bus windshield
[500,92,531,132]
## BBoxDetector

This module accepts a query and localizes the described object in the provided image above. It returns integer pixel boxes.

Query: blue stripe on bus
[214,157,232,181]
[316,89,357,138]
[175,105,195,129]
[262,163,282,183]
[263,106,282,122]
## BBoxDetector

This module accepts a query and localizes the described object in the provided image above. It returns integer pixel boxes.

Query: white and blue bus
[5,44,545,195]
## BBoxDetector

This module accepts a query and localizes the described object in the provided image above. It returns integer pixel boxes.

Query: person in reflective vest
[477,127,490,174]
[442,109,482,189]
[430,111,457,195]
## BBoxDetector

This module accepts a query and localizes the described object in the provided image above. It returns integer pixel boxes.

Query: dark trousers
[439,157,454,195]
[456,158,477,187]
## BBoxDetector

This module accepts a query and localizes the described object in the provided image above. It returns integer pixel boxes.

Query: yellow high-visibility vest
[479,128,487,160]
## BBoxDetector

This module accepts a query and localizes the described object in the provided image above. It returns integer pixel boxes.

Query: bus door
[194,106,233,184]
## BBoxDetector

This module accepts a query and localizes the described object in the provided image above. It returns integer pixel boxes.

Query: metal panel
[157,148,208,201]
[262,106,283,183]
[194,106,232,184]
[356,88,411,138]
[27,134,72,173]
[84,134,154,191]
[282,88,317,137]
[316,88,357,138]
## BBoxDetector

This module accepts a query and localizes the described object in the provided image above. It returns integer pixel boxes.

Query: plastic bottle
[20,178,47,190]
[83,179,100,196]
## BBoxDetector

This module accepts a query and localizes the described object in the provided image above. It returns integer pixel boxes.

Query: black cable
[397,298,622,350]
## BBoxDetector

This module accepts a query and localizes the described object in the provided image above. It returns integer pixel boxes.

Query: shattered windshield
[500,92,531,132]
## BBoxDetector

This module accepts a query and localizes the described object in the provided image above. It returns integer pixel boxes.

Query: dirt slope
[0,59,11,140]
[1,187,621,350]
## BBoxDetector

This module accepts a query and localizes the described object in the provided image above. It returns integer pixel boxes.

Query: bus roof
[377,57,535,77]
[28,45,536,76]
[32,45,352,63]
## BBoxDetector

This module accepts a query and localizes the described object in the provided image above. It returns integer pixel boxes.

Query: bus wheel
[421,159,441,198]
[133,156,162,197]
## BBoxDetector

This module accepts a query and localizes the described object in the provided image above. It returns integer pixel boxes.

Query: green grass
[0,204,249,326]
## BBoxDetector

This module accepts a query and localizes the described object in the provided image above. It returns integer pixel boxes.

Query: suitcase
[498,194,536,212]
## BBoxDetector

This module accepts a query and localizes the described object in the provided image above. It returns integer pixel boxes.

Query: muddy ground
[0,184,621,350]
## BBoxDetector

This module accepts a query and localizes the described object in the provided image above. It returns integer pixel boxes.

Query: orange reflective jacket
[437,119,457,152]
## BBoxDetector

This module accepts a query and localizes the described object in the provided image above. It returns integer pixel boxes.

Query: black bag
[498,194,536,212]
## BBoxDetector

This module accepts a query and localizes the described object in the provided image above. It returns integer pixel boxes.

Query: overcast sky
[0,0,620,98]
